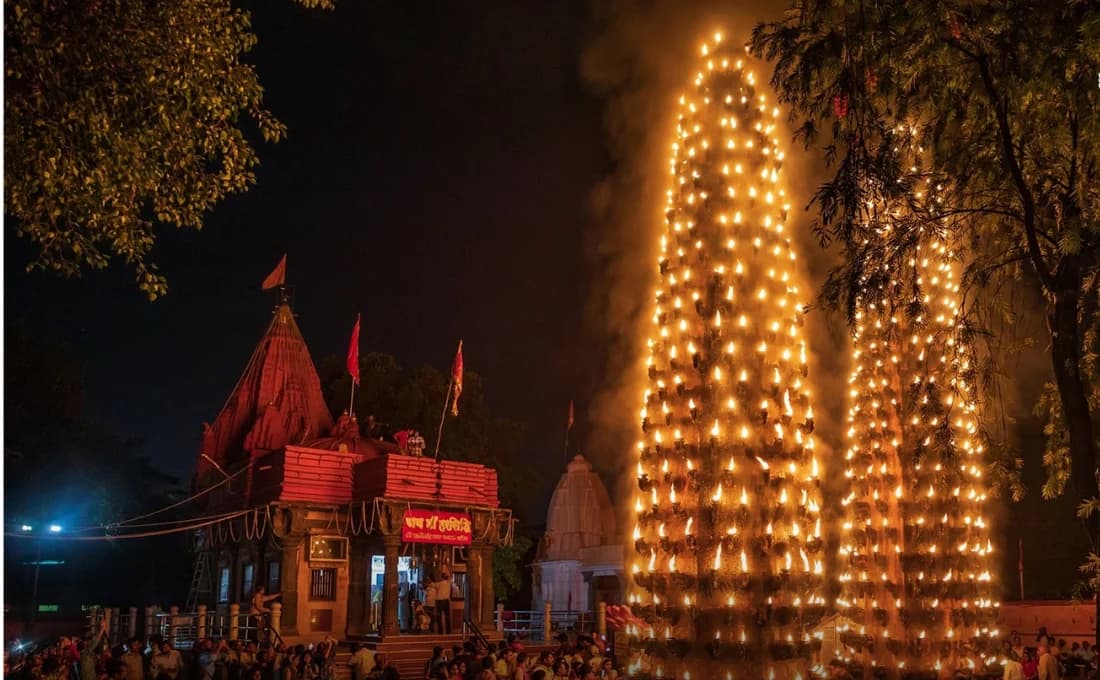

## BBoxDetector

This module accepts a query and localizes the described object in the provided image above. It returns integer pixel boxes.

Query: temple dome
[541,454,616,561]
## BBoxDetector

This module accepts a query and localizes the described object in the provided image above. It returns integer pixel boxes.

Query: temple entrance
[367,547,470,634]
[369,555,421,633]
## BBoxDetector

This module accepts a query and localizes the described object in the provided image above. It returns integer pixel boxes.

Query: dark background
[6,0,608,528]
[4,0,1084,602]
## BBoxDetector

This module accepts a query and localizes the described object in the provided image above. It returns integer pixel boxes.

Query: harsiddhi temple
[191,296,513,659]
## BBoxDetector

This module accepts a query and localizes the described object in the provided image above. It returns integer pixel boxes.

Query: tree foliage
[318,352,532,511]
[752,0,1100,543]
[3,0,328,299]
[493,535,534,606]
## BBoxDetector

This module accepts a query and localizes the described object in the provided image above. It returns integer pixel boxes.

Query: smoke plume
[579,0,849,540]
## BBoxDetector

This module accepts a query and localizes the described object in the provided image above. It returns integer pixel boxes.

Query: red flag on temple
[450,340,464,416]
[568,400,575,430]
[346,314,361,386]
[261,254,287,291]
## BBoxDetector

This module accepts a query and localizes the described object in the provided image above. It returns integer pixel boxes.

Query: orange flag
[450,340,463,416]
[261,254,287,291]
[346,314,361,386]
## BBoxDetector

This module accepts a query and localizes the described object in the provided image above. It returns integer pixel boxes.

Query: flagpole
[433,378,454,461]
[563,422,569,467]
[348,380,357,416]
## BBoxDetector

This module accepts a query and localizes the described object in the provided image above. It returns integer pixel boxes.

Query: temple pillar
[479,544,496,631]
[346,536,369,636]
[382,534,401,637]
[466,545,484,627]
[280,537,302,636]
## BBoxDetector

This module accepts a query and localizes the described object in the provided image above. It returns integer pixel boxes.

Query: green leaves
[493,535,534,605]
[5,0,293,300]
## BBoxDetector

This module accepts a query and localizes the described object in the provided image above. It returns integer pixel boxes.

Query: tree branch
[971,49,1055,290]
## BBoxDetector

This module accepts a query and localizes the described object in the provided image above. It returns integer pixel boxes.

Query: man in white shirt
[433,568,452,634]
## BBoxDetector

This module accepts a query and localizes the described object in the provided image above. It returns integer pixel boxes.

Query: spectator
[511,654,528,680]
[1039,640,1063,680]
[1004,652,1025,680]
[120,639,144,680]
[348,644,374,680]
[1023,649,1039,680]
[425,646,447,680]
[151,642,184,680]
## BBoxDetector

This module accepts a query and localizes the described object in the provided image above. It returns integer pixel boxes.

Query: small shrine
[192,300,512,643]
[531,455,624,612]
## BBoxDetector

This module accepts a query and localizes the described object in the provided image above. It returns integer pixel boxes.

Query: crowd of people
[7,619,1098,680]
[3,620,389,680]
[419,634,618,680]
[821,629,1100,680]
[999,631,1099,680]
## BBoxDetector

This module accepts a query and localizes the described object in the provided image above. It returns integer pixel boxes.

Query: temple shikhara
[532,454,625,613]
[191,297,512,652]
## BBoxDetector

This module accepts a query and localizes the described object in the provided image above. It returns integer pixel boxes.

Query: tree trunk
[1047,259,1100,645]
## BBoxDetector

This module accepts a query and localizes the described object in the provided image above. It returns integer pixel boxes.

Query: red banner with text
[401,509,472,545]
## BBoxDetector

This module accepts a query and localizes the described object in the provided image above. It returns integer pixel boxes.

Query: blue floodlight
[20,524,32,532]
[48,524,62,533]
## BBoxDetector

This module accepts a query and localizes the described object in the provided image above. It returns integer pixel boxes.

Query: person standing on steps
[433,568,452,635]
[250,586,281,643]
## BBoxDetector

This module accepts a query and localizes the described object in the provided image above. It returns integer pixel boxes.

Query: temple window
[241,563,254,600]
[218,566,230,603]
[309,567,337,601]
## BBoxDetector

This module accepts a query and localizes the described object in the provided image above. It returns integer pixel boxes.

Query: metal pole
[28,539,42,633]
[1018,536,1025,600]
[433,379,454,460]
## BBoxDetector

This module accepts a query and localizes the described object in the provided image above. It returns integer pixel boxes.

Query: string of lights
[626,31,825,680]
[835,165,998,675]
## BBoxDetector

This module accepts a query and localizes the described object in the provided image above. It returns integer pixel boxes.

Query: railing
[86,604,270,650]
[462,616,492,651]
[495,609,597,642]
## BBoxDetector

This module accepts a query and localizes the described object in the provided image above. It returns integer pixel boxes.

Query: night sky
[4,0,1087,597]
[6,0,610,524]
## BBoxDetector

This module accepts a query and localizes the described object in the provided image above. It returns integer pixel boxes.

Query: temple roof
[539,454,617,561]
[196,304,334,480]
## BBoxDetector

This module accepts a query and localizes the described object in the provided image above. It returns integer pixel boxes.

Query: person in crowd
[454,643,478,680]
[1023,649,1040,680]
[511,653,528,680]
[597,659,615,680]
[1004,651,1026,680]
[1039,639,1063,680]
[1013,636,1026,661]
[151,641,184,680]
[475,659,495,680]
[425,645,447,680]
[347,644,374,680]
[368,653,389,680]
[120,639,144,680]
[81,620,109,680]
[551,661,569,680]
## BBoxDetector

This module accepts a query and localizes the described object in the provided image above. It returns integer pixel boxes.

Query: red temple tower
[190,296,512,672]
